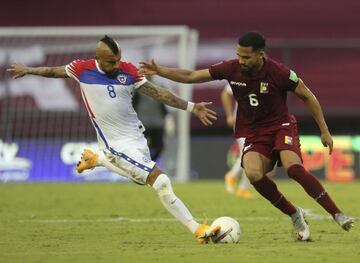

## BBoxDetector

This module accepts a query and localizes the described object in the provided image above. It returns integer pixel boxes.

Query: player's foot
[334,213,354,231]
[225,172,237,194]
[235,188,254,199]
[76,149,98,173]
[291,207,310,241]
[194,224,221,244]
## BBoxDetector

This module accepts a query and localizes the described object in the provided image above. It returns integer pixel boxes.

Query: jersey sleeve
[209,60,233,80]
[276,63,299,91]
[120,61,147,89]
[65,59,86,81]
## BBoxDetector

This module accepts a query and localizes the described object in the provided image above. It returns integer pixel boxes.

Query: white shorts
[103,142,156,185]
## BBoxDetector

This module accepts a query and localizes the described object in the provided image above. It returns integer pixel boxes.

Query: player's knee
[244,167,263,182]
[152,174,173,196]
[287,164,305,178]
[282,160,300,172]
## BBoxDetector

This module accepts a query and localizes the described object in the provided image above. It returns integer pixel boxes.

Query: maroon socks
[287,164,341,217]
[252,175,297,216]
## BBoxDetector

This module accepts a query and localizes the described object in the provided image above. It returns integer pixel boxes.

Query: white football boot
[334,213,354,231]
[291,207,310,241]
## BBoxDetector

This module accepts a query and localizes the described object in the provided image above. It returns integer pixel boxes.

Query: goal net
[0,26,198,182]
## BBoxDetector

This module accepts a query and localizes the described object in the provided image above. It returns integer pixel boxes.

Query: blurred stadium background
[1,0,360,183]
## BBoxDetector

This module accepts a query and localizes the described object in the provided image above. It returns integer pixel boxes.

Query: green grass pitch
[0,180,359,263]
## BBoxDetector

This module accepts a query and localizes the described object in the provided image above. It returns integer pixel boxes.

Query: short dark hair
[238,32,266,51]
[100,35,120,55]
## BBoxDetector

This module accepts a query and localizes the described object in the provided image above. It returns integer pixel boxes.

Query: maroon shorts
[242,116,302,166]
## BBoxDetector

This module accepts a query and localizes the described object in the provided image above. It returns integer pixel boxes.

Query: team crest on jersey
[284,136,293,145]
[118,74,128,84]
[260,82,269,93]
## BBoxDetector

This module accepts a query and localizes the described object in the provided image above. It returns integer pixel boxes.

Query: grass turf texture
[0,180,359,263]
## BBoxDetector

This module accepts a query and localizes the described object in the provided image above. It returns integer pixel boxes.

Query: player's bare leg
[147,166,220,244]
[243,151,310,240]
[280,150,354,231]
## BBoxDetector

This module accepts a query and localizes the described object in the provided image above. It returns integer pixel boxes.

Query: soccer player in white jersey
[7,35,220,244]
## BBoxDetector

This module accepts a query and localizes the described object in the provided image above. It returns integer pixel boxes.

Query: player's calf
[152,173,221,243]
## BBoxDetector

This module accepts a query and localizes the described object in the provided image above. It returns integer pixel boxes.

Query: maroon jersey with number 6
[209,58,299,138]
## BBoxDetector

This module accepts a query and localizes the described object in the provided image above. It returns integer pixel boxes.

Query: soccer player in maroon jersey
[140,31,354,241]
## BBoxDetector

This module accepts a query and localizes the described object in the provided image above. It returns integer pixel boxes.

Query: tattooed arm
[7,64,69,79]
[138,81,217,126]
[138,81,188,110]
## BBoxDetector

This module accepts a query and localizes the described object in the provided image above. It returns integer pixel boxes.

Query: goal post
[0,26,198,182]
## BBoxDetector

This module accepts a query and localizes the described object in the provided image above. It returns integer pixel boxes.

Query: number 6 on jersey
[248,93,259,106]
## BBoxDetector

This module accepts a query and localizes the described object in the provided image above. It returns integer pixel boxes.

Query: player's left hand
[139,59,158,76]
[321,131,333,155]
[192,102,217,126]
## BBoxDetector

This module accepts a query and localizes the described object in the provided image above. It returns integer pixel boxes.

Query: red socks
[287,164,341,217]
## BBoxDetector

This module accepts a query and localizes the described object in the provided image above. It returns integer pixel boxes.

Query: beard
[105,69,119,78]
[240,64,251,73]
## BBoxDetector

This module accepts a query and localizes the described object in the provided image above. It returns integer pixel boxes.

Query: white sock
[239,171,251,190]
[153,174,199,233]
[98,155,200,233]
[230,158,242,178]
[230,157,251,190]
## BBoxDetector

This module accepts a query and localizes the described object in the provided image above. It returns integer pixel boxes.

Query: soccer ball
[210,216,241,244]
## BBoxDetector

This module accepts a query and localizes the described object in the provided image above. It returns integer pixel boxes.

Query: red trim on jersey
[67,59,97,79]
[120,61,143,82]
[80,87,95,118]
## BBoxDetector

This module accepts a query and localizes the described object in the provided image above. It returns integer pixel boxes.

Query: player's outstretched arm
[294,79,333,154]
[7,63,69,79]
[139,59,213,84]
[138,81,217,126]
[221,87,235,128]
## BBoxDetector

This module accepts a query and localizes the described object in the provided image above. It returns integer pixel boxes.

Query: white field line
[17,209,355,224]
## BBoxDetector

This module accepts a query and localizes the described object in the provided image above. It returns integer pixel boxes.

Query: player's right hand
[139,59,158,76]
[192,102,217,126]
[321,131,333,155]
[7,63,28,79]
